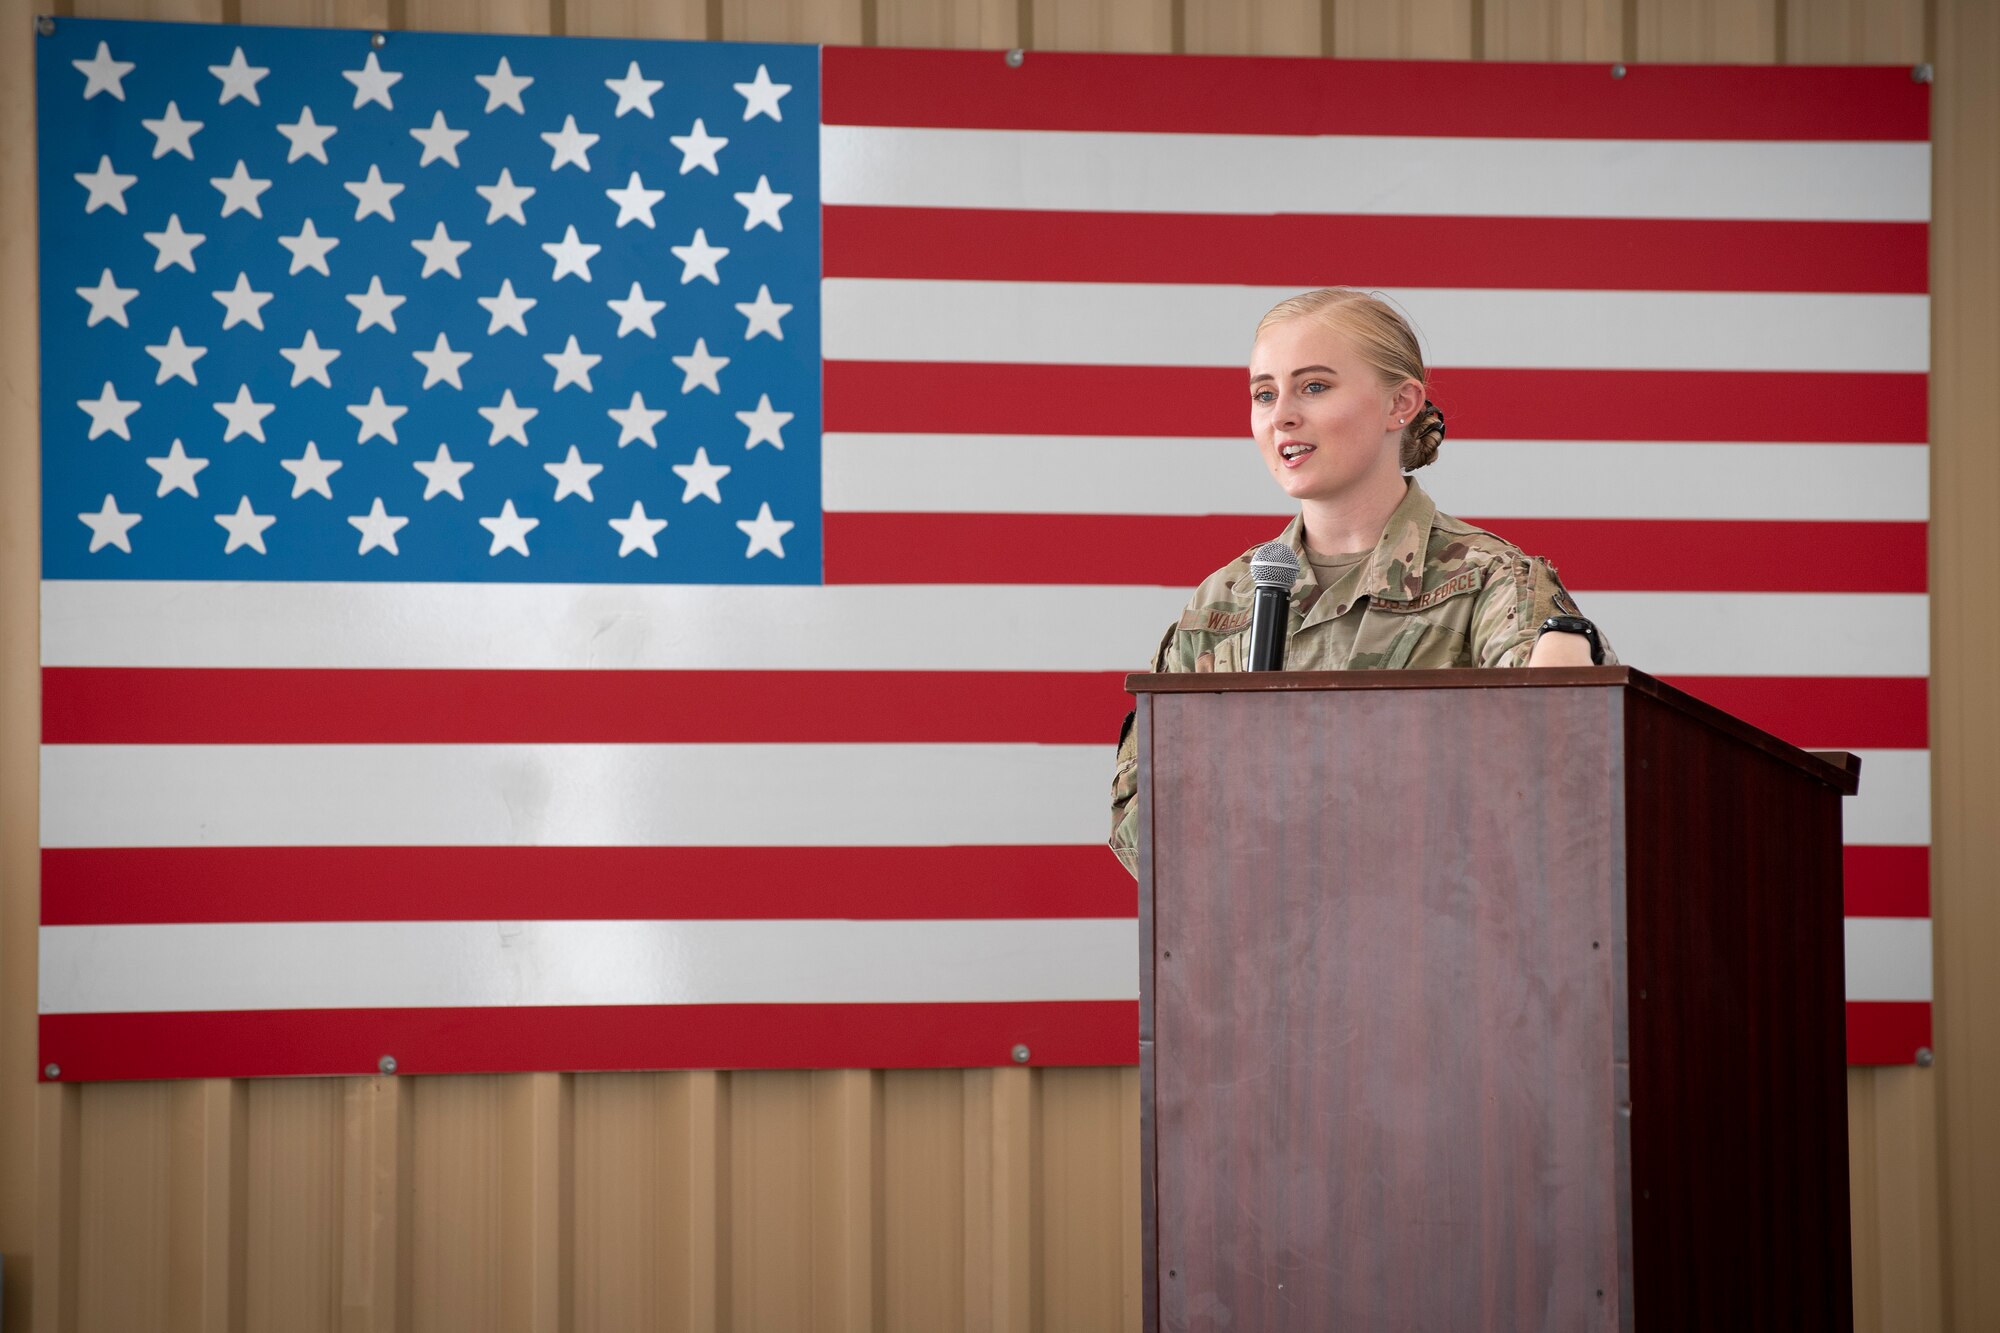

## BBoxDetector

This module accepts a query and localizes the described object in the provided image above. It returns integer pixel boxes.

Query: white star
[476,167,535,224]
[670,229,728,286]
[479,389,537,446]
[76,269,138,327]
[76,156,137,215]
[411,221,470,278]
[605,60,664,117]
[735,285,793,341]
[607,391,665,447]
[210,160,272,218]
[413,332,471,389]
[146,440,210,498]
[209,47,269,106]
[605,171,664,228]
[413,443,473,500]
[281,441,343,499]
[607,281,665,337]
[542,225,600,282]
[344,165,404,222]
[74,41,136,102]
[734,175,792,231]
[669,118,727,175]
[672,446,730,503]
[216,496,276,554]
[144,213,206,272]
[214,384,275,443]
[734,64,792,121]
[736,394,795,450]
[277,106,338,164]
[671,338,729,394]
[544,445,604,501]
[145,326,208,386]
[543,335,601,393]
[141,102,203,159]
[609,500,668,557]
[735,502,794,558]
[409,110,468,167]
[541,115,599,171]
[478,279,536,335]
[475,56,533,114]
[211,272,272,330]
[77,382,140,441]
[345,275,405,333]
[79,495,142,553]
[348,497,409,555]
[278,218,340,276]
[279,329,341,388]
[347,387,407,444]
[479,499,538,556]
[343,52,402,111]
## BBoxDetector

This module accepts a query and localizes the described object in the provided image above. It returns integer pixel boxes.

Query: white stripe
[43,581,1927,678]
[40,742,1113,849]
[825,435,1931,522]
[38,918,1139,1013]
[42,580,1196,670]
[1845,916,1933,1002]
[1840,749,1930,847]
[35,732,1925,850]
[1583,593,1927,678]
[823,279,1929,374]
[823,126,1930,222]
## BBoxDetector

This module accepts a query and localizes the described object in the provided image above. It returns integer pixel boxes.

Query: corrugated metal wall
[4,0,1994,1329]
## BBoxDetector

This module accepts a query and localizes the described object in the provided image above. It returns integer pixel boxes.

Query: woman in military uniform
[1108,287,1613,875]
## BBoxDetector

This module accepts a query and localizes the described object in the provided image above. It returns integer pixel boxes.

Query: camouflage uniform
[1108,478,1615,875]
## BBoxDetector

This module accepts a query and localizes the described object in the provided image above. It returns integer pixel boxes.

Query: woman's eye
[1302,381,1328,394]
[1252,389,1275,404]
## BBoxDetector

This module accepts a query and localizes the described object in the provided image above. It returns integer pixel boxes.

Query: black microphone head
[1249,541,1300,590]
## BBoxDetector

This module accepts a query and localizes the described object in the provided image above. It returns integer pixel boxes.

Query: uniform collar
[1234,480,1441,626]
[1271,479,1438,628]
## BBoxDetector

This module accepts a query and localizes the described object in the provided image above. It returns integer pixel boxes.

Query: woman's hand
[1528,630,1595,667]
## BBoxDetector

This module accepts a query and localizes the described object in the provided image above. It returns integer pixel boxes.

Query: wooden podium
[1126,666,1857,1332]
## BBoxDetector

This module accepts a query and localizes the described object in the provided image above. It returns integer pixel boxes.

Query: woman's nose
[1275,398,1302,430]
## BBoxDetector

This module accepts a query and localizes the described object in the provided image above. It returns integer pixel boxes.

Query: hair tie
[1423,399,1447,441]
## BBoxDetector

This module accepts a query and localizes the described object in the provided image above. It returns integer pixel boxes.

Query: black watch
[1539,615,1605,665]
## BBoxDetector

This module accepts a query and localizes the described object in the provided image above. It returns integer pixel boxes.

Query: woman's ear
[1395,381,1426,423]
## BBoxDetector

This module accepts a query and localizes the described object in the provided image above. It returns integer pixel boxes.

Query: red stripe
[1659,677,1928,750]
[44,668,1923,750]
[42,667,1132,745]
[824,363,1929,444]
[825,207,1928,294]
[1841,846,1931,918]
[1465,517,1926,595]
[823,47,1927,141]
[824,513,1927,593]
[1844,1000,1932,1065]
[40,846,1137,924]
[33,1000,1924,1078]
[38,1001,1140,1081]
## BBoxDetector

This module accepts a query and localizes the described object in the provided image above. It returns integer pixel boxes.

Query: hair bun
[1402,399,1446,471]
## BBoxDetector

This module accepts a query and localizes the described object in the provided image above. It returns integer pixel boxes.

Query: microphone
[1246,542,1299,671]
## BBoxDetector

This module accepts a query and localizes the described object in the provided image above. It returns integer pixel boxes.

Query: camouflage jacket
[1108,478,1615,876]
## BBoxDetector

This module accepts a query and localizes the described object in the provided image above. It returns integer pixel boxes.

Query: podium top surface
[1123,664,1860,795]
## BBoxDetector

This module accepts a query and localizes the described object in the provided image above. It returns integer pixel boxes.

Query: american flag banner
[37,19,1929,1080]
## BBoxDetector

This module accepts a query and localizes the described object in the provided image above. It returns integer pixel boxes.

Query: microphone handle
[1246,585,1289,671]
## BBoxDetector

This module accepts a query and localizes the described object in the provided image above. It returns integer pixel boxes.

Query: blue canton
[39,18,821,584]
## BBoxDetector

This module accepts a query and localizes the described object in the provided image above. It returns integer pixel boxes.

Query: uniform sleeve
[1468,554,1619,668]
[1109,621,1181,878]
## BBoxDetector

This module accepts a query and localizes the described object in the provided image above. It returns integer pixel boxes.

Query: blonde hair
[1254,288,1446,471]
